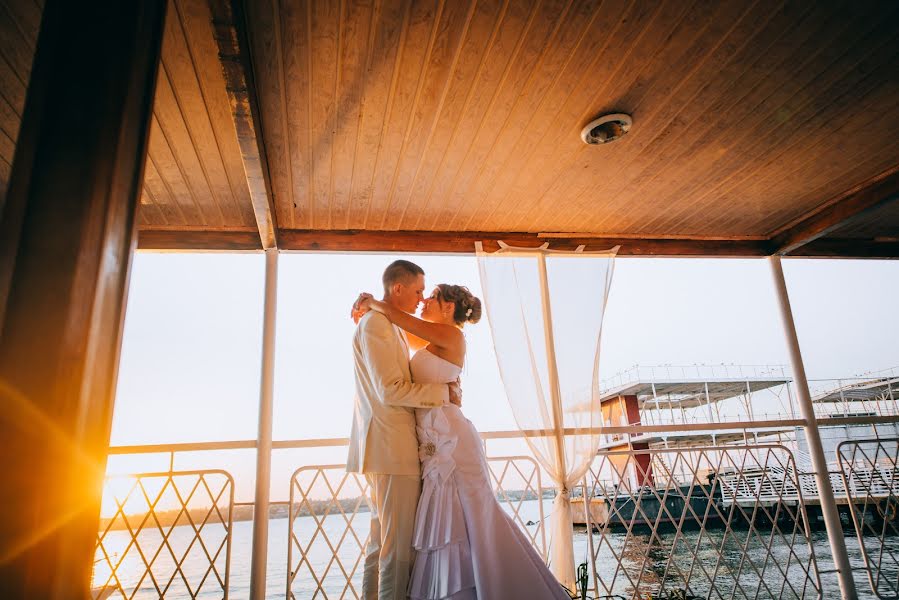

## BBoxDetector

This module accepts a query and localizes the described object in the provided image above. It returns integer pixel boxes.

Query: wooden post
[0,1,166,597]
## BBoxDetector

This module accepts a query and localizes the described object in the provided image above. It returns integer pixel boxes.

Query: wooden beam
[134,228,899,258]
[208,0,278,249]
[769,167,899,255]
[0,1,166,597]
[276,230,771,256]
[787,238,899,259]
[138,228,262,250]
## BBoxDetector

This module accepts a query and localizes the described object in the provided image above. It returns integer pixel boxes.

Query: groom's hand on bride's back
[448,380,462,407]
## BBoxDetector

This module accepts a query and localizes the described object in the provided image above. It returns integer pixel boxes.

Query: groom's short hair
[382,260,424,295]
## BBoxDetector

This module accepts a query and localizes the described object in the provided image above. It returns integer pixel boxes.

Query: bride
[356,284,570,600]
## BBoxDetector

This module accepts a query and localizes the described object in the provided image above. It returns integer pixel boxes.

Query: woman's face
[420,288,452,323]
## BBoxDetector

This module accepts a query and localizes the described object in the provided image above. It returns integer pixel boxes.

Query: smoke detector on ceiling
[581,113,632,145]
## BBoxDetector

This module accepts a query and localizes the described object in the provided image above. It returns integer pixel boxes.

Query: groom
[347,259,461,600]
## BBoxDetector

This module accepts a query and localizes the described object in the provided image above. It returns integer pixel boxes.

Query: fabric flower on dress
[416,409,458,484]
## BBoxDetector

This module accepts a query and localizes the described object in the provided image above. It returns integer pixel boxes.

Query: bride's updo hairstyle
[436,284,482,326]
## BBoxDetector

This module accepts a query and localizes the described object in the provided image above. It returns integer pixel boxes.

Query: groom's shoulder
[357,311,389,334]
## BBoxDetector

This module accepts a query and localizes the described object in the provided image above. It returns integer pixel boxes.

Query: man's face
[393,274,426,313]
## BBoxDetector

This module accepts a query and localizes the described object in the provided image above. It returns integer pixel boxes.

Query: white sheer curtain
[476,242,617,591]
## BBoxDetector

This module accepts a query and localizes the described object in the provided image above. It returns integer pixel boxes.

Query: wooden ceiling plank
[245,0,298,229]
[468,0,650,231]
[770,167,899,255]
[704,83,898,237]
[0,154,10,200]
[588,2,866,234]
[554,0,811,234]
[347,0,407,229]
[0,4,35,81]
[143,154,187,225]
[0,92,20,145]
[0,53,27,114]
[380,0,476,231]
[421,0,545,231]
[0,125,15,162]
[285,0,316,229]
[160,6,242,226]
[152,66,227,225]
[635,4,897,234]
[138,186,168,227]
[714,96,899,235]
[178,0,258,228]
[433,0,573,231]
[517,0,718,232]
[1,1,40,47]
[331,0,375,230]
[146,115,206,224]
[365,0,445,229]
[691,36,899,234]
[209,0,280,248]
[308,0,340,229]
[580,1,851,234]
[451,0,629,231]
[396,0,506,230]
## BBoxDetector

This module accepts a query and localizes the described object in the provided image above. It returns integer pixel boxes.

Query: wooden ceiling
[0,0,41,205]
[2,0,898,256]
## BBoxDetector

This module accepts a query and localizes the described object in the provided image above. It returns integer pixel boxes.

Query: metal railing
[284,456,545,599]
[95,421,899,599]
[581,445,821,600]
[92,470,235,599]
[836,438,899,600]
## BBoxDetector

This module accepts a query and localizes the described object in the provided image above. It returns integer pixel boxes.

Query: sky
[106,252,899,502]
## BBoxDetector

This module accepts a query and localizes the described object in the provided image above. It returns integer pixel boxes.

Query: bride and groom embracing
[347,260,569,600]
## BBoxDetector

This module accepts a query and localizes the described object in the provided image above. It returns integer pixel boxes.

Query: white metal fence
[95,425,899,599]
[582,445,821,599]
[836,438,899,600]
[92,470,234,599]
[285,456,545,599]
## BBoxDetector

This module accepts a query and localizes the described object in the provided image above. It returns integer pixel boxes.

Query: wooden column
[0,1,166,597]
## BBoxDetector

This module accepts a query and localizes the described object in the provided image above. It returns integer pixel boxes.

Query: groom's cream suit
[348,311,447,600]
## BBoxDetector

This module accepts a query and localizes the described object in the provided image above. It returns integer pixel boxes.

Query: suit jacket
[347,311,448,475]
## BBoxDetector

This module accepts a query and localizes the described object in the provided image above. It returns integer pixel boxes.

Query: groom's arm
[360,314,449,408]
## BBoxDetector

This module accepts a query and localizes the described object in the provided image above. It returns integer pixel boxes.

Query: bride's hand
[351,292,374,323]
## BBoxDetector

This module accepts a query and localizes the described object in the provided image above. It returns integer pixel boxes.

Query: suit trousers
[362,473,421,600]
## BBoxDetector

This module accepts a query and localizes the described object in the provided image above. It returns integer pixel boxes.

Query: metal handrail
[105,414,899,457]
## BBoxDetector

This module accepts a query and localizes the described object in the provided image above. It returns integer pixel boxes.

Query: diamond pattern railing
[582,445,821,600]
[287,465,370,600]
[286,456,547,599]
[487,455,548,560]
[91,470,234,599]
[836,438,899,599]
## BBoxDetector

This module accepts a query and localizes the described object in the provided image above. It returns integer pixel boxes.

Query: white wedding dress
[407,348,570,600]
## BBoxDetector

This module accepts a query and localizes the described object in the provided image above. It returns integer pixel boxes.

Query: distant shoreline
[99,490,551,532]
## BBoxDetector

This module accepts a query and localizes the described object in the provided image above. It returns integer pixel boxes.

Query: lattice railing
[91,470,234,599]
[287,465,369,600]
[286,456,546,599]
[487,455,548,560]
[836,438,899,599]
[582,445,821,600]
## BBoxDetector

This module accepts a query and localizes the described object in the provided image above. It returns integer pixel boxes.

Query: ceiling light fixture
[580,113,632,145]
